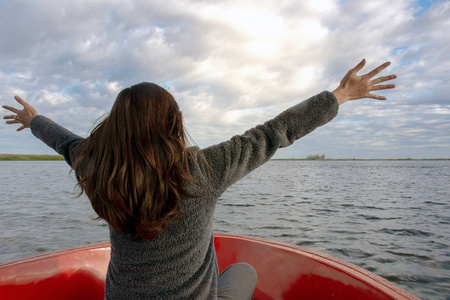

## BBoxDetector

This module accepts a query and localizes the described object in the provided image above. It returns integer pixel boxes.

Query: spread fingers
[371,84,396,91]
[371,74,397,85]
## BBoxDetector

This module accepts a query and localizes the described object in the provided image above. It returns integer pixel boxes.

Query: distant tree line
[305,154,326,160]
[0,154,64,161]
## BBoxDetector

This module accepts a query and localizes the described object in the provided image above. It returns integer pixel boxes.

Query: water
[0,160,449,299]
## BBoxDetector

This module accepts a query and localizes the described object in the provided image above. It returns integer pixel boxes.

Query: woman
[3,59,396,299]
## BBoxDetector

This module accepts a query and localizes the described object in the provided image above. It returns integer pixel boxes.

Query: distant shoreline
[0,154,448,161]
[0,154,64,161]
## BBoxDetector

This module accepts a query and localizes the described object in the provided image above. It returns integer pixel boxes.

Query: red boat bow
[0,233,419,300]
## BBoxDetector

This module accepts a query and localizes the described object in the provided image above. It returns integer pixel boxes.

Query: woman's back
[106,202,217,298]
[105,148,218,299]
[105,91,340,299]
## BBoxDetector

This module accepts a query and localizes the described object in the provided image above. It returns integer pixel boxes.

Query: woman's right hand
[2,96,39,131]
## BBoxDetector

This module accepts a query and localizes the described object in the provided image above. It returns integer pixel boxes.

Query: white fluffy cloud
[1,0,449,158]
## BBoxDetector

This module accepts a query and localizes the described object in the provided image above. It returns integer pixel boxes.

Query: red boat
[0,233,419,300]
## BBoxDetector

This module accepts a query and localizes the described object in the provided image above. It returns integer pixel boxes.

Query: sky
[0,0,449,159]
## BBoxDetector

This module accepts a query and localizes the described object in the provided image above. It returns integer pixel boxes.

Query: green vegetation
[305,154,326,160]
[0,154,64,161]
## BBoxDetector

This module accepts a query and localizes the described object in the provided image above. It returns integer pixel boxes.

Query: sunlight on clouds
[429,106,450,115]
[293,19,329,42]
[202,4,286,56]
[37,91,73,106]
[194,59,228,83]
[206,6,285,39]
[293,65,324,92]
[236,65,279,89]
[106,81,121,94]
[200,2,330,56]
[177,88,216,117]
[246,41,278,56]
[223,107,271,125]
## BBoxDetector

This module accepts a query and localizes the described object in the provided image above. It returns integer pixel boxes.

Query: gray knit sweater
[30,91,338,299]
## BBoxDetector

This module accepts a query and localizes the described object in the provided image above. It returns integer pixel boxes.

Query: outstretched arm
[3,97,83,165]
[202,59,396,193]
[2,96,38,131]
[333,59,396,105]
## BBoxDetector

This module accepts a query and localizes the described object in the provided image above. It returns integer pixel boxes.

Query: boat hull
[0,233,419,299]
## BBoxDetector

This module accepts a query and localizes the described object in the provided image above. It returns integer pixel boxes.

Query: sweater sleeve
[202,91,339,193]
[30,115,84,166]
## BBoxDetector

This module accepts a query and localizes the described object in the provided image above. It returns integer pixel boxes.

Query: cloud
[0,0,449,158]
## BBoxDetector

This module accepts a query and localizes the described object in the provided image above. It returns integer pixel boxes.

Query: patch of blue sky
[412,0,437,16]
[397,57,422,69]
[153,22,167,29]
[337,0,351,6]
[61,82,81,94]
[390,44,430,70]
[392,46,409,55]
[160,80,175,88]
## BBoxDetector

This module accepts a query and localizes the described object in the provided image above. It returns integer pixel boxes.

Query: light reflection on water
[0,160,449,299]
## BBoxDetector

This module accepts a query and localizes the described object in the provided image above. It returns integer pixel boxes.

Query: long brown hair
[73,82,195,239]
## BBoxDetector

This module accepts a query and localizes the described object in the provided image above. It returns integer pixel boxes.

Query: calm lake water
[0,160,449,299]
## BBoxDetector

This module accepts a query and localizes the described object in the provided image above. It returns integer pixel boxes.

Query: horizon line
[0,154,449,161]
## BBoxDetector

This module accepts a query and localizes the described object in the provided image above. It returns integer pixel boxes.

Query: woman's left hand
[333,59,397,105]
[2,96,39,131]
